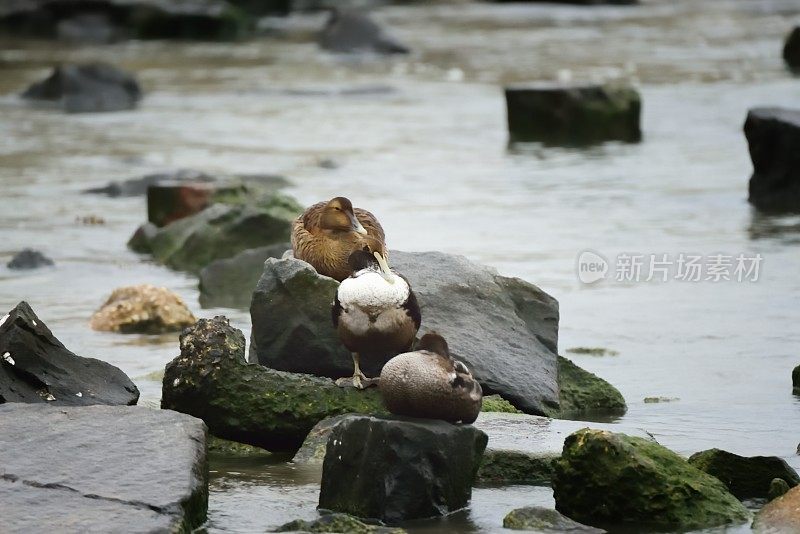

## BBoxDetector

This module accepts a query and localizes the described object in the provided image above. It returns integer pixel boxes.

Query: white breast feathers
[337,271,410,311]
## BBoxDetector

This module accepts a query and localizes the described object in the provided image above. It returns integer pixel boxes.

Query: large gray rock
[0,301,139,406]
[199,242,290,308]
[250,251,560,416]
[0,403,208,533]
[319,9,409,54]
[21,62,142,113]
[318,414,487,523]
[745,107,800,213]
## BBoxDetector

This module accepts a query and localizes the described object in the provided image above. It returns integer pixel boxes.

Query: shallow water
[1,0,800,531]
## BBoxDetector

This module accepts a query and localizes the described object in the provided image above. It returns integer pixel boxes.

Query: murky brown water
[2,0,800,531]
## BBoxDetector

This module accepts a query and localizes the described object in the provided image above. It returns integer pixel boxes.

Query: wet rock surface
[553,429,750,530]
[505,82,641,145]
[6,248,54,269]
[503,506,605,532]
[199,242,290,308]
[318,414,487,523]
[688,448,800,499]
[161,316,385,452]
[557,356,626,417]
[745,107,800,213]
[319,9,409,54]
[754,484,800,532]
[90,284,196,334]
[477,449,557,486]
[250,251,561,416]
[0,301,139,405]
[83,168,215,197]
[784,26,800,72]
[276,513,405,533]
[0,403,208,533]
[21,62,142,113]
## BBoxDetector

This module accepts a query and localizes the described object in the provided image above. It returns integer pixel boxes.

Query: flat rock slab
[0,404,208,533]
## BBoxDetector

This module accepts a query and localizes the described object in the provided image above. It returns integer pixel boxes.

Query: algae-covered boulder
[688,448,800,499]
[769,478,791,501]
[505,82,641,146]
[556,356,626,418]
[276,513,404,533]
[553,429,750,530]
[161,316,384,452]
[503,507,604,532]
[129,193,301,273]
[90,284,196,334]
[754,484,800,532]
[477,449,557,486]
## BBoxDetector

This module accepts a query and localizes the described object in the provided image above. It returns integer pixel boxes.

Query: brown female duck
[292,197,388,282]
[379,333,483,424]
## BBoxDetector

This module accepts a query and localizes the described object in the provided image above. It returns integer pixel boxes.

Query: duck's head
[320,197,368,235]
[417,332,450,358]
[347,248,393,282]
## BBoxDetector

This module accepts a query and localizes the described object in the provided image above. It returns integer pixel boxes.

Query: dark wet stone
[503,506,605,532]
[0,403,207,533]
[147,182,216,227]
[745,107,800,213]
[0,0,252,41]
[250,251,561,416]
[318,414,487,523]
[199,243,290,309]
[784,27,800,73]
[505,82,641,145]
[319,9,409,54]
[83,169,215,197]
[688,448,800,500]
[6,248,54,270]
[277,513,404,533]
[553,429,750,530]
[21,62,142,113]
[161,316,385,452]
[0,301,139,406]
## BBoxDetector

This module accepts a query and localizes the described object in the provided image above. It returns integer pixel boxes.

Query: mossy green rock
[688,448,800,499]
[503,506,604,532]
[769,478,792,501]
[482,394,522,413]
[207,436,272,458]
[130,193,301,273]
[161,316,385,453]
[552,356,626,418]
[477,449,557,485]
[553,429,750,530]
[276,513,405,533]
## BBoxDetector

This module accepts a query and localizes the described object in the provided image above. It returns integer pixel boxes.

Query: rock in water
[318,414,487,523]
[505,83,641,145]
[199,243,290,309]
[557,356,626,417]
[6,248,54,269]
[688,448,800,500]
[769,478,791,501]
[552,429,750,530]
[794,364,800,394]
[784,27,800,72]
[0,403,207,532]
[754,484,800,532]
[0,301,139,405]
[250,251,560,416]
[161,316,384,452]
[745,108,800,213]
[277,513,404,533]
[320,9,409,54]
[503,506,604,532]
[90,285,196,334]
[21,62,142,113]
[147,182,217,227]
[83,169,216,197]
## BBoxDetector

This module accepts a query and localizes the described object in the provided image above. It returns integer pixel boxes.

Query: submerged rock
[503,506,604,532]
[745,107,800,213]
[754,485,800,532]
[276,513,404,533]
[552,429,750,530]
[557,356,626,417]
[22,62,142,113]
[0,301,139,405]
[161,316,384,452]
[794,364,800,394]
[6,248,54,269]
[250,251,561,416]
[129,194,301,273]
[0,0,251,41]
[505,82,641,145]
[90,285,196,334]
[199,242,290,308]
[477,449,557,486]
[320,9,409,54]
[688,448,800,500]
[318,414,487,523]
[0,403,207,532]
[784,26,800,73]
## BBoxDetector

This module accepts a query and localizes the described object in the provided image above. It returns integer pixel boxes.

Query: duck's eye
[334,207,341,211]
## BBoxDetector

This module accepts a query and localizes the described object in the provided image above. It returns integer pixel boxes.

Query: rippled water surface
[2,0,800,531]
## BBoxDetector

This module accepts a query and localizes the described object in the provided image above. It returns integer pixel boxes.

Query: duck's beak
[373,251,394,283]
[349,212,368,235]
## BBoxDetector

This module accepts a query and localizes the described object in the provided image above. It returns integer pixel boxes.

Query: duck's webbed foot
[334,352,379,389]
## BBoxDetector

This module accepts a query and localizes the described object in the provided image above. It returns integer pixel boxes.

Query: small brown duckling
[292,197,387,281]
[379,333,483,424]
[332,249,420,389]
